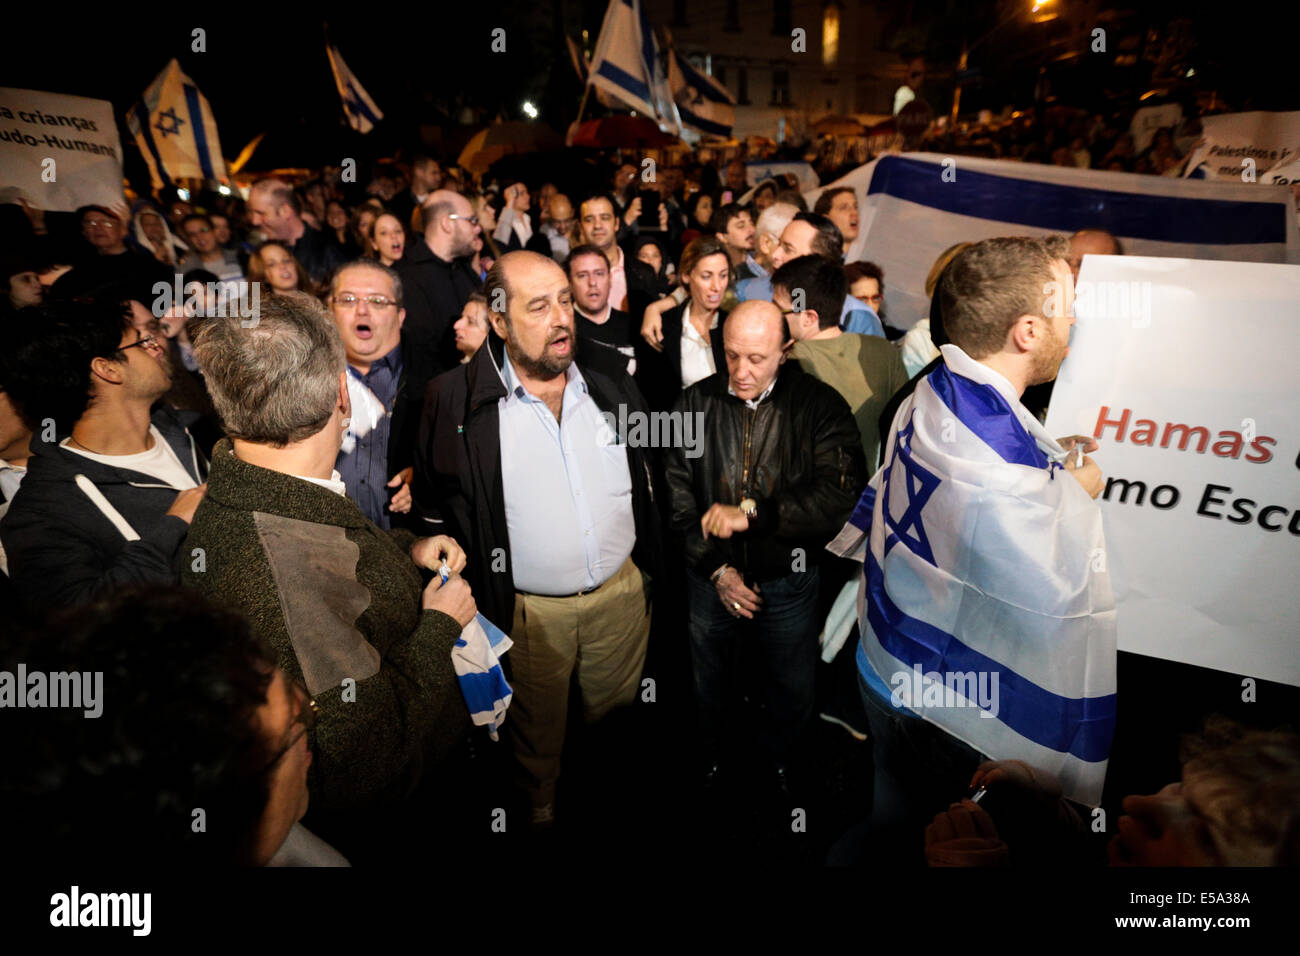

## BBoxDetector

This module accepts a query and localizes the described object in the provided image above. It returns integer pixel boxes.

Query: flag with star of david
[127,59,228,189]
[826,344,1118,805]
[326,44,384,134]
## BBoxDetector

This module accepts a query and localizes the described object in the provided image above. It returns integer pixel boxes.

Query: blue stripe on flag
[674,53,733,104]
[182,84,215,179]
[678,105,731,138]
[863,549,1116,761]
[131,103,172,188]
[594,60,651,105]
[847,484,876,533]
[866,155,1287,246]
[344,81,380,125]
[926,363,1048,468]
[455,666,511,715]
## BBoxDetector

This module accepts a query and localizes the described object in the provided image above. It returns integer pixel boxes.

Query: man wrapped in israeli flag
[828,237,1116,813]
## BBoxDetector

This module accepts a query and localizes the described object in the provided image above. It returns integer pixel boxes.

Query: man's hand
[925,800,1010,867]
[623,197,642,228]
[640,296,675,351]
[701,503,749,540]
[167,484,208,524]
[1107,784,1219,866]
[716,566,762,620]
[387,467,413,513]
[1064,451,1104,499]
[410,534,467,575]
[421,572,477,628]
[1056,435,1099,456]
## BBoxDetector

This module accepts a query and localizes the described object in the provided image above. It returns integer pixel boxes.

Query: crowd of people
[1,141,1296,869]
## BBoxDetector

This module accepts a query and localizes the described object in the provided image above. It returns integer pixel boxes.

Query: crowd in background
[1,132,1297,871]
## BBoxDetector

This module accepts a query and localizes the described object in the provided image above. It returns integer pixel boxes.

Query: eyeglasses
[119,333,164,354]
[333,294,398,309]
[447,214,479,225]
[84,218,118,229]
[259,681,319,775]
[186,225,212,235]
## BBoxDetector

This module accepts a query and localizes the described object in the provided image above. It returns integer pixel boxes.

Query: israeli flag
[828,344,1117,806]
[326,44,384,134]
[667,48,735,138]
[809,152,1300,331]
[127,59,228,189]
[453,614,514,741]
[588,0,661,118]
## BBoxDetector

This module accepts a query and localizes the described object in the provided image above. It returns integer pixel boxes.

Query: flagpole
[576,82,592,127]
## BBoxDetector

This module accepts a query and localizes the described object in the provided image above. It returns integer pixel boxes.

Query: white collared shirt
[679,303,719,389]
[296,470,348,497]
[497,352,635,594]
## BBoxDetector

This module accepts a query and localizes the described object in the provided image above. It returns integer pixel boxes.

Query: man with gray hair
[413,250,663,829]
[183,291,477,822]
[245,177,345,284]
[394,189,482,387]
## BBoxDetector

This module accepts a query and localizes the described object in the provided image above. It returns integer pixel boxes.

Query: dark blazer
[412,333,664,628]
[636,301,728,412]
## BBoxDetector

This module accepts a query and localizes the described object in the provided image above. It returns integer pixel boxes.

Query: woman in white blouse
[636,237,730,411]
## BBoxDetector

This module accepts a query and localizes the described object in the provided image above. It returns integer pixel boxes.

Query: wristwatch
[739,498,757,519]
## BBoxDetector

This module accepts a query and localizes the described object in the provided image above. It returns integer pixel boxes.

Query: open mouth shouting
[354,321,374,341]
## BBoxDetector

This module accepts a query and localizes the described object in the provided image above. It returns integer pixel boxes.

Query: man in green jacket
[184,291,475,815]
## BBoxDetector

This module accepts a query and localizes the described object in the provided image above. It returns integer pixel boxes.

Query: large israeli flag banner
[829,344,1118,805]
[588,0,661,118]
[807,153,1300,331]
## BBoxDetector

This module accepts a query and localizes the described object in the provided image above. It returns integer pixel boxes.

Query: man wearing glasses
[394,189,482,390]
[327,261,420,530]
[0,300,207,615]
[50,205,170,302]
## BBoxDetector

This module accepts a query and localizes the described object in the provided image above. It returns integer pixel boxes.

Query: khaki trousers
[506,556,649,808]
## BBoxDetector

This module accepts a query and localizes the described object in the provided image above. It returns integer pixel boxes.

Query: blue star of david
[155,107,185,138]
[882,414,940,566]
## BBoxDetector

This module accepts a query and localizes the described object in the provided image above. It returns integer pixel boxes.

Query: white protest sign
[0,88,123,212]
[1183,110,1300,182]
[1046,255,1300,686]
[1129,103,1183,153]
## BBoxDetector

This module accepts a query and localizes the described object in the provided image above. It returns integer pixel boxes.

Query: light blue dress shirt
[498,352,636,595]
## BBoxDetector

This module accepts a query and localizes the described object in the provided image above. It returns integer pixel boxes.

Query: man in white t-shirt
[0,300,207,615]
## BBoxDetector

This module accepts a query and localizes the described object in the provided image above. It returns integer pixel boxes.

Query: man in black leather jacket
[664,299,866,794]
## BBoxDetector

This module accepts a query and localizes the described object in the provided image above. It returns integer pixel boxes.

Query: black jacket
[290,222,347,286]
[394,239,482,390]
[636,302,728,412]
[412,333,663,627]
[0,406,206,615]
[664,364,866,583]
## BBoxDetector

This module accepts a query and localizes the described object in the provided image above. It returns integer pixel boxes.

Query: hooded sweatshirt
[0,406,205,615]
